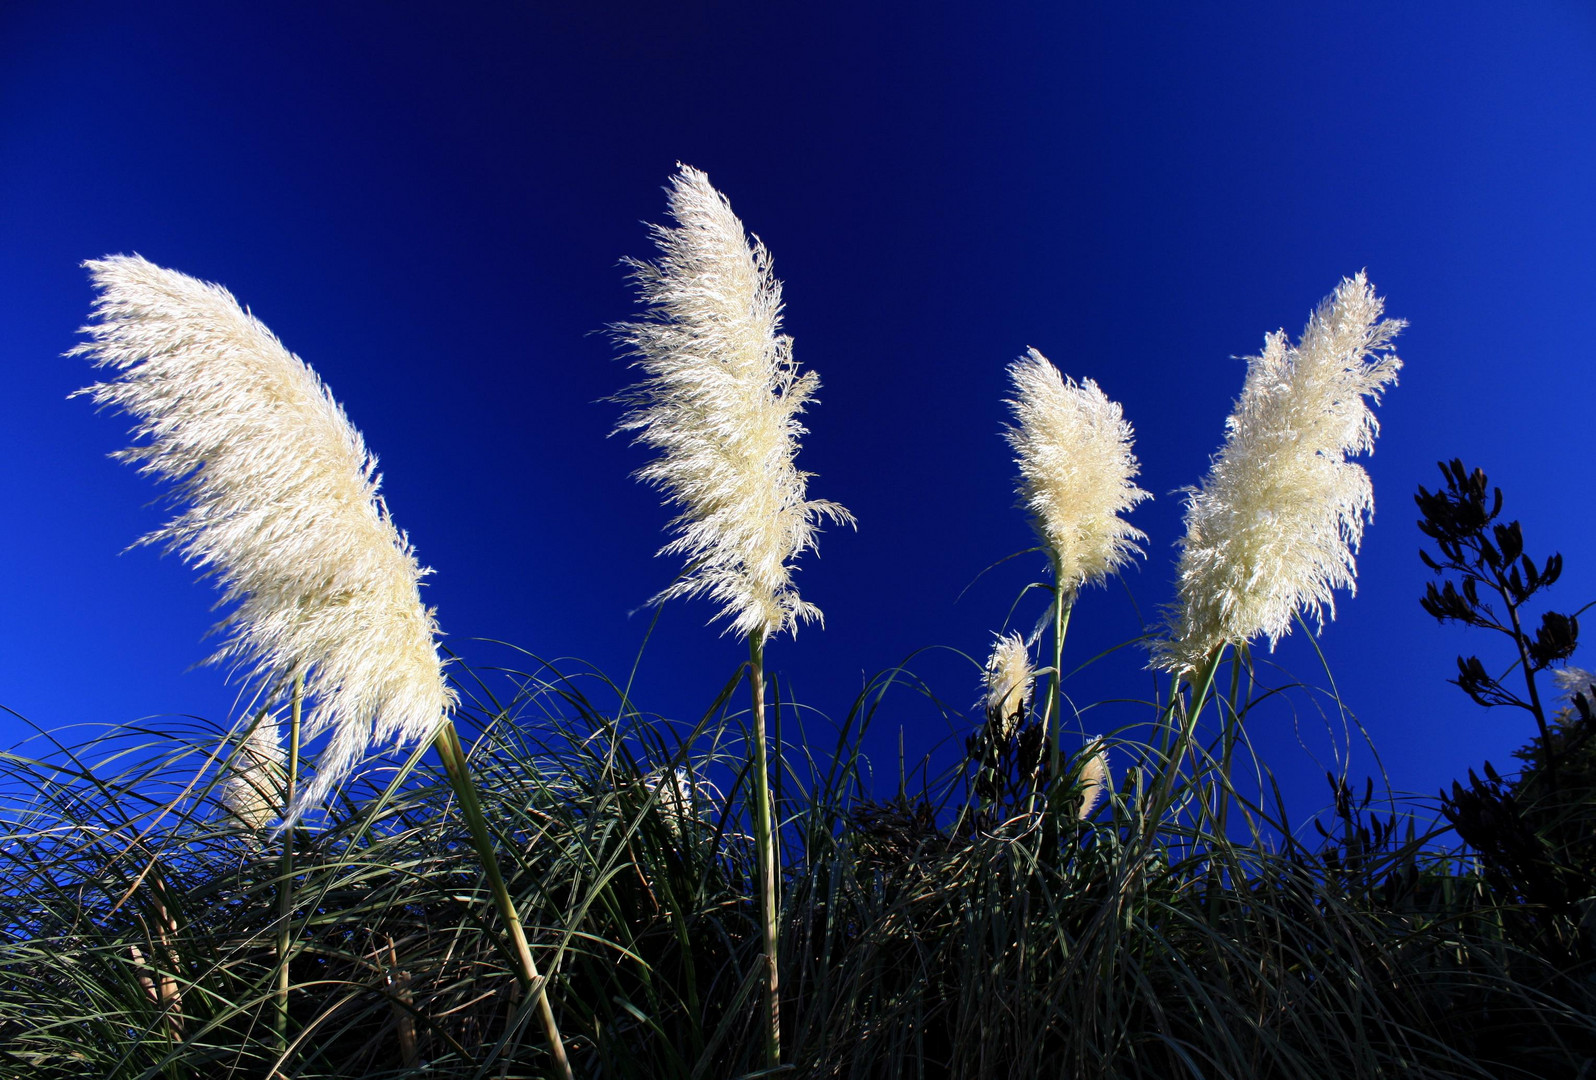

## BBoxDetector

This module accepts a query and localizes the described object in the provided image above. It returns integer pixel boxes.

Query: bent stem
[749,629,781,1069]
[273,677,302,1057]
[433,720,574,1080]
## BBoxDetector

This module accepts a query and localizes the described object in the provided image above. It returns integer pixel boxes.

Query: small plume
[611,164,854,642]
[1076,739,1110,820]
[1154,273,1404,673]
[221,717,285,832]
[1004,348,1149,595]
[1553,666,1596,709]
[643,765,707,839]
[73,255,455,819]
[981,631,1033,742]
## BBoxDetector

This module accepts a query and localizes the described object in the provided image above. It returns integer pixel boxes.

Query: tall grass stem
[272,677,301,1057]
[1213,653,1245,841]
[1045,569,1075,801]
[431,721,574,1080]
[749,630,781,1069]
[1145,648,1227,839]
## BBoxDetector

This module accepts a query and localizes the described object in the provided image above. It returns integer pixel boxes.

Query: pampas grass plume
[221,717,285,831]
[1005,348,1149,594]
[644,765,707,839]
[1155,273,1404,673]
[1553,666,1596,709]
[74,255,455,817]
[611,164,853,641]
[1076,739,1110,820]
[982,631,1033,741]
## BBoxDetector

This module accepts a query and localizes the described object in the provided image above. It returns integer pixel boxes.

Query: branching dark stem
[1502,587,1558,787]
[1416,460,1573,789]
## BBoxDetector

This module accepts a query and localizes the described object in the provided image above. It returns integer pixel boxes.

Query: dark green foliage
[1417,459,1577,758]
[1421,459,1596,981]
[2,655,1593,1079]
[1511,682,1596,882]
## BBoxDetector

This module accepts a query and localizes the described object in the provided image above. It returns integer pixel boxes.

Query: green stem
[749,630,781,1070]
[273,678,301,1056]
[1213,652,1244,842]
[1045,574,1075,799]
[433,720,574,1080]
[1144,647,1227,841]
[1089,649,1224,975]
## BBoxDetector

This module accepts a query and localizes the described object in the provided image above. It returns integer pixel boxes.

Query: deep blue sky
[2,2,1593,829]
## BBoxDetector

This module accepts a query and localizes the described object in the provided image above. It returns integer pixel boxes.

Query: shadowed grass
[0,648,1591,1078]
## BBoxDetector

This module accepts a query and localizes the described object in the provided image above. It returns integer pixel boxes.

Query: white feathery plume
[1154,273,1404,673]
[611,164,854,642]
[1004,348,1150,595]
[981,631,1034,742]
[1553,666,1596,709]
[1076,738,1110,820]
[643,765,712,839]
[73,255,456,817]
[221,717,285,832]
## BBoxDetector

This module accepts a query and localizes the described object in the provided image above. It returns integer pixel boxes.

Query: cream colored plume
[1076,738,1109,820]
[221,717,284,832]
[644,765,711,839]
[982,631,1033,741]
[1005,348,1149,595]
[1154,273,1403,673]
[1553,666,1596,708]
[74,255,455,817]
[612,164,854,641]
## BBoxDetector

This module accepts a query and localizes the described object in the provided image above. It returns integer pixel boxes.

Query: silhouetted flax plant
[1420,458,1596,964]
[72,256,574,1078]
[1418,459,1577,781]
[610,164,854,1069]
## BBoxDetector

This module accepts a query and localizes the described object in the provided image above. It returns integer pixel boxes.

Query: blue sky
[2,2,1593,829]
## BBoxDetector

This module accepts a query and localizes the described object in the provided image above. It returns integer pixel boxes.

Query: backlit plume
[1553,666,1596,709]
[1154,273,1404,673]
[982,631,1034,742]
[612,164,853,641]
[1005,349,1149,595]
[74,255,455,818]
[221,717,285,832]
[644,765,710,840]
[1076,738,1110,820]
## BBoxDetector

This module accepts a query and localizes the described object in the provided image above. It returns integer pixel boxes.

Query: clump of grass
[4,638,1592,1078]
